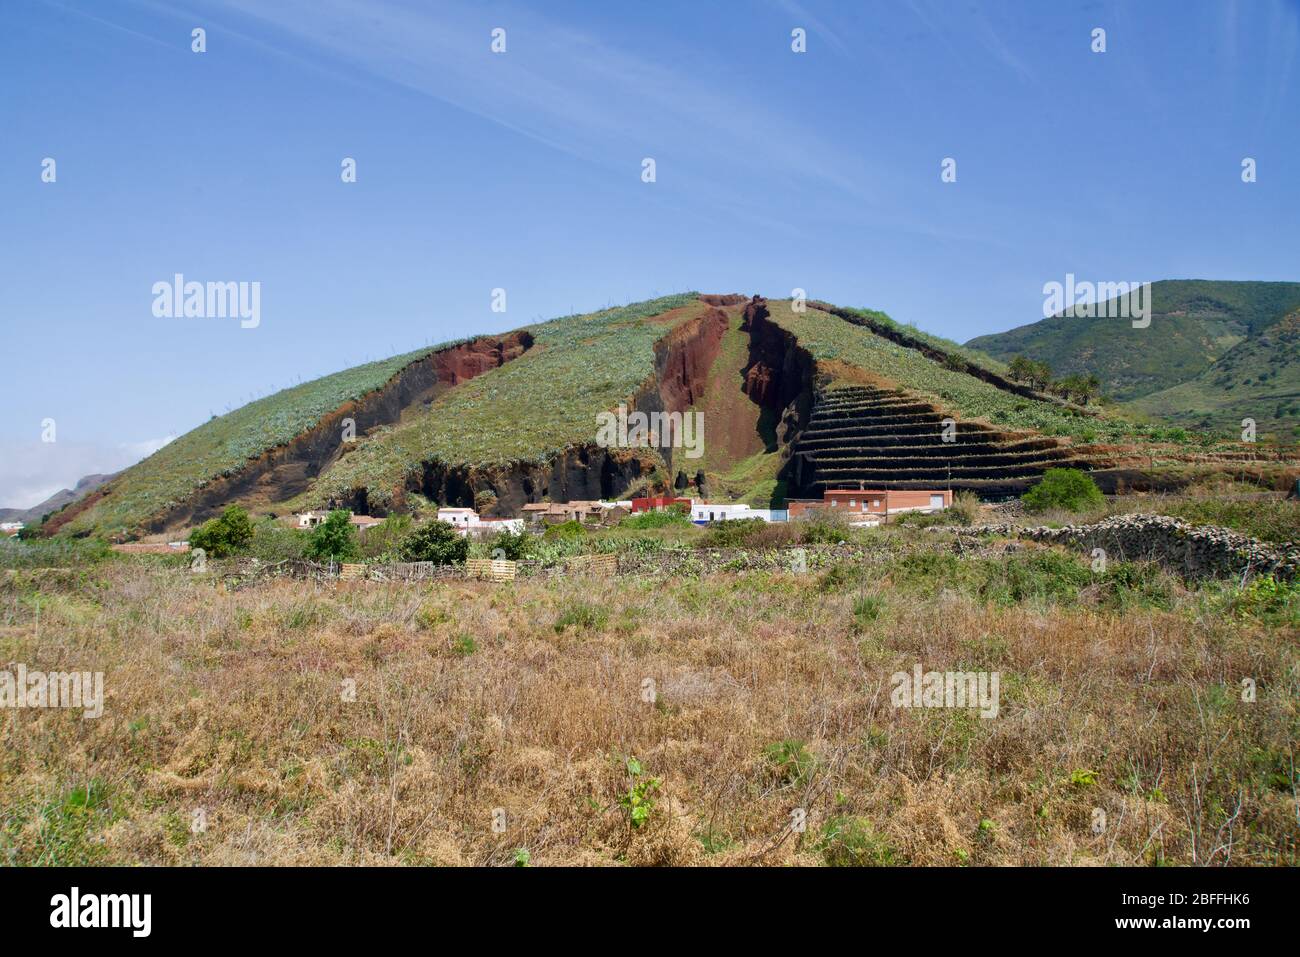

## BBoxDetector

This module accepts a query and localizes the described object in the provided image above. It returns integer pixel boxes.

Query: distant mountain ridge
[0,472,116,524]
[966,280,1300,436]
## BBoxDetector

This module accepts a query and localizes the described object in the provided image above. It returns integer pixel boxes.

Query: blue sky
[2,0,1297,508]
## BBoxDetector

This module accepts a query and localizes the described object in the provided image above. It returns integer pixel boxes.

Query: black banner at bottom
[0,865,1279,942]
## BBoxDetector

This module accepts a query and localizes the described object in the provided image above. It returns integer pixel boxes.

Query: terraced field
[762,301,1146,443]
[792,385,1092,495]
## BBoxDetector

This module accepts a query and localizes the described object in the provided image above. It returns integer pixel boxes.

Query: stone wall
[941,514,1298,581]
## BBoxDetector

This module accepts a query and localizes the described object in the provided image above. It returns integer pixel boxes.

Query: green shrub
[801,512,851,544]
[620,507,691,530]
[700,517,767,547]
[852,594,883,627]
[0,536,113,569]
[763,740,816,789]
[249,521,309,562]
[189,505,255,558]
[1021,468,1104,513]
[398,519,468,565]
[816,816,896,866]
[360,513,412,559]
[554,601,608,632]
[489,529,531,560]
[304,510,360,562]
[543,520,586,542]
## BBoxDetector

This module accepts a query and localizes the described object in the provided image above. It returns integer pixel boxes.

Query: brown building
[789,488,953,520]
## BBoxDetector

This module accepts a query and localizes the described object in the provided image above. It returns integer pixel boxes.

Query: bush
[359,514,412,559]
[619,507,691,530]
[398,519,468,565]
[1021,468,1104,513]
[816,816,896,866]
[189,505,255,558]
[700,518,767,547]
[800,511,850,545]
[489,529,530,560]
[249,521,308,562]
[304,510,360,562]
[0,536,113,569]
[543,520,586,541]
[554,600,608,633]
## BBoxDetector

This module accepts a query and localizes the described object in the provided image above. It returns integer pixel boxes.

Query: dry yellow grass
[1,558,1295,866]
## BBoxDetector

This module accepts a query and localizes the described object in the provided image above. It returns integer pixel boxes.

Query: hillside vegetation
[54,344,460,538]
[37,289,1287,541]
[308,294,703,509]
[767,302,1141,442]
[1129,310,1300,438]
[966,280,1300,404]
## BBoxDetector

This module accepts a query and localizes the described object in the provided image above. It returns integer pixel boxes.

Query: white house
[295,510,329,528]
[437,507,478,529]
[692,503,777,524]
[437,508,524,537]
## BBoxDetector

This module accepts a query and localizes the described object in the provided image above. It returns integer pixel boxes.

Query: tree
[1030,360,1053,391]
[1021,468,1104,513]
[674,470,688,491]
[189,505,255,558]
[305,509,360,562]
[490,528,530,560]
[398,519,468,565]
[1008,355,1035,384]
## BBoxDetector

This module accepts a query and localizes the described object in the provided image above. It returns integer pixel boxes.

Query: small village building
[794,488,953,519]
[295,510,330,528]
[437,507,478,529]
[691,503,776,524]
[630,496,693,513]
[349,515,385,536]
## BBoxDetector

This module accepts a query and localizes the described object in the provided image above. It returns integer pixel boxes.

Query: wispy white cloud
[188,0,880,206]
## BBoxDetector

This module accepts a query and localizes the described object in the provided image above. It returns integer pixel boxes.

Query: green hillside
[42,291,1220,540]
[966,280,1300,402]
[54,342,462,538]
[768,302,1142,442]
[311,294,704,510]
[1128,309,1300,439]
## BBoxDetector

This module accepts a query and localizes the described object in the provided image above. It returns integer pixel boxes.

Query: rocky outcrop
[397,446,653,518]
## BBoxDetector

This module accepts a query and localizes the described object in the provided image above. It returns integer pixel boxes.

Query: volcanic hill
[41,292,1286,541]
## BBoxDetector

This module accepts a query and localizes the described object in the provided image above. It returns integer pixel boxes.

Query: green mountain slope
[44,292,1162,540]
[1128,309,1300,439]
[966,280,1300,402]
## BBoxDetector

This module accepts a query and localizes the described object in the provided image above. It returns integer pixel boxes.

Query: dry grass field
[2,538,1296,867]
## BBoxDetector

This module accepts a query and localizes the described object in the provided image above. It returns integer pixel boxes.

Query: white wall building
[692,503,777,524]
[437,508,524,537]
